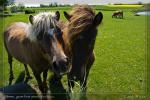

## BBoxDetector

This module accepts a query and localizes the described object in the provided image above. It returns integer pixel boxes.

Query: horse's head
[63,5,103,57]
[28,11,70,75]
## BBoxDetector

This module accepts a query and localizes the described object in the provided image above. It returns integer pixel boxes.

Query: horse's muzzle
[52,57,70,76]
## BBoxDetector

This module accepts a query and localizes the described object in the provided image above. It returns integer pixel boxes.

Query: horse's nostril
[52,57,70,75]
[65,57,69,65]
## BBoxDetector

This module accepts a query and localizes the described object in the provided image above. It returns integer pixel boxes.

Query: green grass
[89,11,146,93]
[0,6,148,96]
[0,17,4,87]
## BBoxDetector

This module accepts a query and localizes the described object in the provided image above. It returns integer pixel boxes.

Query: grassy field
[0,5,148,96]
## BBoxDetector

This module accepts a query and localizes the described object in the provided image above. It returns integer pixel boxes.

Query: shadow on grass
[0,71,40,100]
[0,71,88,100]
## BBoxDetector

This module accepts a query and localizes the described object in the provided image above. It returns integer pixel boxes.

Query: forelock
[27,12,57,41]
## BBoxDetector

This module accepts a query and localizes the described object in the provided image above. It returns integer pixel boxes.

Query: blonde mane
[27,12,57,41]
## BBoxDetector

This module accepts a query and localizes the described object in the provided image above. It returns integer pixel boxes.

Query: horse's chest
[23,46,50,71]
[28,55,50,73]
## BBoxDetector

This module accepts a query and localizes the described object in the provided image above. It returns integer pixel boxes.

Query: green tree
[0,0,14,6]
[0,0,14,11]
[0,0,7,6]
[18,3,25,12]
[138,1,143,5]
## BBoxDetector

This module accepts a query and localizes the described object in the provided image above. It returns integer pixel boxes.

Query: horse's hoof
[8,78,14,85]
[43,83,48,91]
[9,82,12,85]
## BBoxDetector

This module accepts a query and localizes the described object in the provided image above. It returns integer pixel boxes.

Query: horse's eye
[56,28,62,36]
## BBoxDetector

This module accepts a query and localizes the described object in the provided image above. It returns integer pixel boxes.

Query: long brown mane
[68,5,95,33]
[63,5,96,53]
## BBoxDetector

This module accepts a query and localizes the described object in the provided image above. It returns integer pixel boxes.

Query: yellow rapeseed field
[106,4,143,8]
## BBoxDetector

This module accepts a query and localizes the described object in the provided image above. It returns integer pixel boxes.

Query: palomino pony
[55,5,103,91]
[4,11,69,94]
[112,10,123,19]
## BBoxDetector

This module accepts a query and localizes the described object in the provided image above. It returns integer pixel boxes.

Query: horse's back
[4,22,49,68]
[4,22,29,63]
[4,22,28,41]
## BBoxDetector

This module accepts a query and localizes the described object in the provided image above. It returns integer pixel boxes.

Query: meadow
[0,5,148,98]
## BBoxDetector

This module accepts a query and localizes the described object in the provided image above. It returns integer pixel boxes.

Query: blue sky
[15,0,150,6]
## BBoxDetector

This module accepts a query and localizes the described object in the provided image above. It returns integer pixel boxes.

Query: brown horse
[4,11,70,95]
[112,10,123,19]
[54,5,103,91]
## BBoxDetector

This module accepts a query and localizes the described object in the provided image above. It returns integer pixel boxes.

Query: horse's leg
[24,64,32,83]
[8,55,14,85]
[33,71,45,95]
[80,52,95,91]
[43,69,48,93]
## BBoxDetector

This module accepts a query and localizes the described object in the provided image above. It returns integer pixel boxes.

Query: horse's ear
[29,15,34,25]
[93,12,103,27]
[55,11,60,21]
[64,11,71,21]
